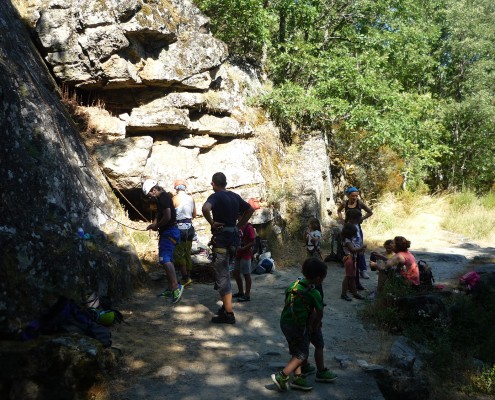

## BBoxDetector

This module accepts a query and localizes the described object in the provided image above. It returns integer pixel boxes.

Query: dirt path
[105,217,495,400]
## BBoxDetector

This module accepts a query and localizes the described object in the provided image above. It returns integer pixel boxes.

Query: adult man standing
[172,179,196,287]
[142,179,184,304]
[202,172,255,324]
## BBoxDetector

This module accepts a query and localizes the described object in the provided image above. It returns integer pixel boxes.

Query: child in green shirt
[271,258,337,391]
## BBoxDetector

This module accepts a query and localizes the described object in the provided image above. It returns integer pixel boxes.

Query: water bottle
[77,227,84,238]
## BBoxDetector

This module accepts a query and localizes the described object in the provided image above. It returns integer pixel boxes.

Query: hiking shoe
[315,368,338,382]
[340,294,352,301]
[232,292,245,298]
[271,371,289,392]
[354,293,365,300]
[290,375,312,391]
[300,363,316,377]
[360,270,370,279]
[180,277,192,287]
[238,295,250,302]
[157,289,173,298]
[217,305,226,315]
[211,311,235,324]
[171,284,184,304]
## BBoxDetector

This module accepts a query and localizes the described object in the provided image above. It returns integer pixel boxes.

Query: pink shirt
[397,251,419,286]
[237,223,256,260]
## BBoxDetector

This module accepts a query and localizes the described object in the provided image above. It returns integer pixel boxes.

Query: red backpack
[460,271,480,290]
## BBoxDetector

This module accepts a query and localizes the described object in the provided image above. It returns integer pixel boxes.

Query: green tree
[433,0,495,191]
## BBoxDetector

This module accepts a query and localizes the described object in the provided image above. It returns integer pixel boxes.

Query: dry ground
[93,213,495,400]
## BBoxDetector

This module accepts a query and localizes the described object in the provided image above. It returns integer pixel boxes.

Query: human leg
[159,233,182,300]
[233,258,244,296]
[243,273,252,297]
[239,258,252,300]
[211,251,235,323]
[355,258,366,290]
[341,277,351,300]
[278,324,312,391]
[185,239,193,273]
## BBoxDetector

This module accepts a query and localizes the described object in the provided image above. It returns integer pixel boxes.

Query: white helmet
[142,179,157,195]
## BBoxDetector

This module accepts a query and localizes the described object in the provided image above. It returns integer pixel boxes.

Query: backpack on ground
[418,260,434,288]
[21,296,112,347]
[254,257,274,274]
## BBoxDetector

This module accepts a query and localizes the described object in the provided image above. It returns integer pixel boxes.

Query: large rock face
[14,0,336,239]
[0,1,145,337]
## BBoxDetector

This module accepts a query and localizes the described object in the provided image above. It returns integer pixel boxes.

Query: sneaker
[271,372,289,392]
[171,284,184,304]
[360,270,370,279]
[157,289,172,298]
[180,277,192,287]
[300,363,316,377]
[238,295,250,302]
[217,305,226,315]
[340,294,352,301]
[290,375,313,391]
[232,292,245,298]
[315,368,338,382]
[211,311,235,324]
[354,293,365,300]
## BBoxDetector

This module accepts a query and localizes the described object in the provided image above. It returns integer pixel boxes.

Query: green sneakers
[172,284,184,304]
[271,371,289,392]
[290,375,313,391]
[315,368,338,382]
[300,363,316,377]
[157,289,172,298]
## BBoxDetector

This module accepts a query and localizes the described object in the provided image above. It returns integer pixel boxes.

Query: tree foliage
[193,0,495,194]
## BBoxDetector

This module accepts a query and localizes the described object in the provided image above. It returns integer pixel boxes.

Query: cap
[345,186,359,194]
[174,179,187,190]
[142,179,157,195]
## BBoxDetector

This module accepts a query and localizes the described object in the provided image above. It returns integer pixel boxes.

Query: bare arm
[359,200,373,222]
[385,253,405,268]
[237,206,255,228]
[345,240,367,254]
[192,199,197,218]
[202,201,224,231]
[147,208,171,231]
[336,202,345,221]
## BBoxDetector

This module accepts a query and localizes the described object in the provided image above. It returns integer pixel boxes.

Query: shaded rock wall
[0,1,145,337]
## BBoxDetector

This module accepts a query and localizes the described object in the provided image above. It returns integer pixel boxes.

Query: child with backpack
[304,218,322,259]
[271,258,337,392]
[340,223,366,301]
[232,221,256,302]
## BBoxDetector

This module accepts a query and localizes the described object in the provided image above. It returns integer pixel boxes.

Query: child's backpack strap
[285,279,314,324]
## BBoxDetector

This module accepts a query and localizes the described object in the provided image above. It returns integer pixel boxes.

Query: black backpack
[418,260,434,288]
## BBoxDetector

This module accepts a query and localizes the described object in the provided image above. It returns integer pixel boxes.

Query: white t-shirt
[307,230,321,250]
[175,191,194,229]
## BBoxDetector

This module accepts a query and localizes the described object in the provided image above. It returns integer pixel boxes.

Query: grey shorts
[280,322,310,361]
[234,258,252,275]
[212,252,232,296]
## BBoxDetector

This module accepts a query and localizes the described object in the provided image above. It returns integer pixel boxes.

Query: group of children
[270,214,396,392]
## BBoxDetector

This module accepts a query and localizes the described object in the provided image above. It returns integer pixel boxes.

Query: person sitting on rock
[377,236,419,288]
